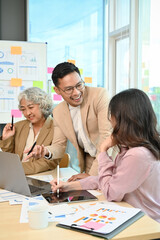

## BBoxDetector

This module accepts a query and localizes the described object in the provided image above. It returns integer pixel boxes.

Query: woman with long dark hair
[51,88,160,223]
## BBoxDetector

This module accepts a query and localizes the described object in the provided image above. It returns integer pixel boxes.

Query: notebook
[0,151,51,197]
[57,203,144,239]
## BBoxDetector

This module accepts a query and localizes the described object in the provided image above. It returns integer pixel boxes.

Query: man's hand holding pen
[23,144,48,161]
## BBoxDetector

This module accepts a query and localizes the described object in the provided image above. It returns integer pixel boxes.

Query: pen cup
[28,204,48,230]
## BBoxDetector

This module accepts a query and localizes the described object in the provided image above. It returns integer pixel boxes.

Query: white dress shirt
[69,105,97,157]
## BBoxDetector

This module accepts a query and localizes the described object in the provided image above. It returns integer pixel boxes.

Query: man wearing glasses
[25,62,112,180]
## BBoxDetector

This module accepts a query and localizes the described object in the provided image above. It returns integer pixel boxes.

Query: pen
[27,141,37,155]
[57,164,59,197]
[11,115,14,130]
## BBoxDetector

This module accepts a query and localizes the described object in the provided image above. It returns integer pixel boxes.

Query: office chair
[59,153,70,168]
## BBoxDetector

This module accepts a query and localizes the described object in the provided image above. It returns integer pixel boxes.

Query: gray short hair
[18,87,53,119]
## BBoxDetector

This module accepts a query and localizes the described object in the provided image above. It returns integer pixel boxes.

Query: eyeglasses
[58,81,85,95]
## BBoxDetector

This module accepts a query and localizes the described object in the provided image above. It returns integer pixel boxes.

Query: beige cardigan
[47,86,112,175]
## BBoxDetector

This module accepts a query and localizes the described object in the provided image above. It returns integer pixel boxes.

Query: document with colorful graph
[57,203,144,239]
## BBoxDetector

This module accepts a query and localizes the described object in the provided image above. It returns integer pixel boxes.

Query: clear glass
[28,0,104,88]
[115,0,130,30]
[116,37,129,93]
[138,0,160,128]
[28,0,104,171]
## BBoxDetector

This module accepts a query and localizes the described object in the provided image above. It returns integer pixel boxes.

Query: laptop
[0,151,52,197]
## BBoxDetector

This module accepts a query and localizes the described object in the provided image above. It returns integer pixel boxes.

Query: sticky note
[51,87,55,93]
[11,46,22,55]
[79,68,83,75]
[142,62,145,68]
[33,81,43,89]
[47,67,54,74]
[53,94,62,101]
[81,221,105,230]
[11,109,22,118]
[11,78,22,87]
[67,59,76,65]
[143,86,149,92]
[155,87,160,93]
[144,69,149,76]
[150,95,156,101]
[84,77,92,83]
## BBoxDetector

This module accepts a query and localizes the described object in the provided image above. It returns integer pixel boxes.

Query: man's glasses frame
[58,80,85,95]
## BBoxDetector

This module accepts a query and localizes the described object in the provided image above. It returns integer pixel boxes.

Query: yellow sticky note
[79,68,83,75]
[67,59,76,65]
[33,81,43,89]
[11,46,22,55]
[11,78,22,87]
[142,62,145,68]
[84,77,92,83]
[143,86,149,92]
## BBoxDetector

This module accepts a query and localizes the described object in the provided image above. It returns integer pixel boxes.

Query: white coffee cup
[28,204,48,230]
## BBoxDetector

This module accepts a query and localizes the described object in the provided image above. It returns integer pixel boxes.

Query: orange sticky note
[11,46,22,55]
[67,59,76,65]
[143,86,149,92]
[84,77,92,83]
[11,78,22,87]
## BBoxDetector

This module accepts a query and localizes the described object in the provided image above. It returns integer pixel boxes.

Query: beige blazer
[0,116,59,175]
[48,86,112,175]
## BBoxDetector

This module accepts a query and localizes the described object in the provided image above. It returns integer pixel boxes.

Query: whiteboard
[0,40,47,124]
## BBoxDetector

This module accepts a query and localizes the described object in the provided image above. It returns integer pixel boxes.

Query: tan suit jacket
[47,86,112,175]
[0,116,59,175]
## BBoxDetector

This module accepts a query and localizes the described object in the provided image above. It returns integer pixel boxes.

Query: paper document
[58,203,142,234]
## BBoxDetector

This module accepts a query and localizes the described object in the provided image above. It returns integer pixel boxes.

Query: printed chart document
[57,203,144,239]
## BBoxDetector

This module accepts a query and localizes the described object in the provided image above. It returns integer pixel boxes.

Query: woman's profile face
[19,98,45,125]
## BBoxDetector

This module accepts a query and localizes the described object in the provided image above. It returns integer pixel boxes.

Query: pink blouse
[80,147,160,223]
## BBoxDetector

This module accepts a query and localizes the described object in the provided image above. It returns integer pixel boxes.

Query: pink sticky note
[150,95,156,101]
[47,67,54,74]
[81,221,105,230]
[11,109,22,118]
[53,94,62,101]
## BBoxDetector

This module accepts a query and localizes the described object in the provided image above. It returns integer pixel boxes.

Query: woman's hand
[2,123,15,140]
[67,173,90,182]
[50,179,82,193]
[100,135,115,152]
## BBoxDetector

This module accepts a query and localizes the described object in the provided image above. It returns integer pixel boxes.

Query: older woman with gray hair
[0,87,59,174]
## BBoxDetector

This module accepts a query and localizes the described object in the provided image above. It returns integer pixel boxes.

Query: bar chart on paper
[58,203,142,235]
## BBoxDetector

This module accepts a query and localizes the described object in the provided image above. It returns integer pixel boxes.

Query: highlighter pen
[27,141,37,156]
[57,164,60,198]
[11,115,14,130]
